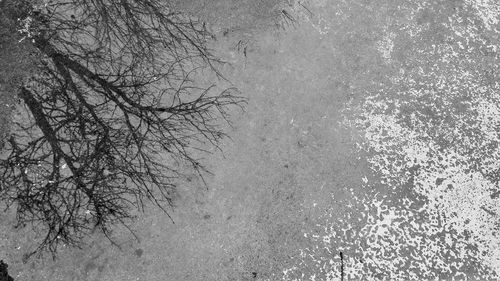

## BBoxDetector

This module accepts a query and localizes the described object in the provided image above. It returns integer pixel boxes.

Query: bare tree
[0,0,245,257]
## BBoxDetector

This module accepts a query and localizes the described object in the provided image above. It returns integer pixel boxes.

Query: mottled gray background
[1,0,500,280]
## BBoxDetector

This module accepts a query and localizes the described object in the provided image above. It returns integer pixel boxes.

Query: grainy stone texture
[1,0,500,280]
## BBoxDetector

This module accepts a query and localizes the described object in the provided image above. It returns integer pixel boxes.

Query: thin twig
[340,251,345,281]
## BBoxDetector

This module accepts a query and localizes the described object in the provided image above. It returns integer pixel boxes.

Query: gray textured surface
[1,0,500,280]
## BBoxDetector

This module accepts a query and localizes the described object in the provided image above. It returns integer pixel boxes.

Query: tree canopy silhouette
[0,0,244,257]
[0,260,14,281]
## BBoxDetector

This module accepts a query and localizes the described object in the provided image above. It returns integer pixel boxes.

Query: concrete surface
[1,0,500,280]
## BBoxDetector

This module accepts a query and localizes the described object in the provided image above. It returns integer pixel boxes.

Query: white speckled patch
[351,94,500,274]
[466,0,500,30]
[277,1,500,280]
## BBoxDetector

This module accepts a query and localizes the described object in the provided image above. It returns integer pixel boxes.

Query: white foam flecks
[281,189,498,280]
[416,153,500,269]
[349,21,500,278]
[279,2,500,280]
[352,90,500,273]
[466,0,500,30]
[474,97,500,142]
